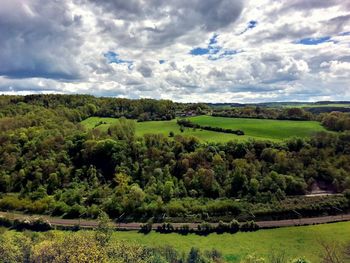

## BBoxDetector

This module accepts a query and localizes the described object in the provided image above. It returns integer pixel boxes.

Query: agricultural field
[188,115,326,141]
[81,115,327,142]
[284,103,350,108]
[80,117,244,143]
[111,221,350,262]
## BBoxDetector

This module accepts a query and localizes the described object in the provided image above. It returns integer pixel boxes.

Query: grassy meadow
[2,221,350,262]
[81,115,326,142]
[111,221,350,262]
[284,103,350,108]
[188,115,326,141]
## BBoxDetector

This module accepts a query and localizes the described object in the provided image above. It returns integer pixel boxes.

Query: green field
[283,103,350,108]
[111,222,350,262]
[188,115,326,141]
[81,115,327,142]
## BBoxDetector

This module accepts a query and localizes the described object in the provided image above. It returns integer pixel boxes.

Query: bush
[240,220,259,232]
[0,216,12,228]
[30,218,52,231]
[344,189,350,205]
[139,222,152,234]
[51,201,69,216]
[216,221,230,234]
[178,224,190,235]
[12,217,52,231]
[229,219,240,233]
[156,223,175,233]
[197,222,213,235]
[12,218,31,231]
[64,204,86,218]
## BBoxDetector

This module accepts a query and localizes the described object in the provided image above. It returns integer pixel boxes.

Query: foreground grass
[1,221,349,262]
[112,221,350,262]
[81,116,327,142]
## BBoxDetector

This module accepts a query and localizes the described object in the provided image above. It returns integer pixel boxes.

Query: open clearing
[81,116,327,142]
[111,221,350,262]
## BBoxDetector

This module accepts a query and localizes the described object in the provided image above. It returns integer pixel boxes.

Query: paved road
[1,211,350,230]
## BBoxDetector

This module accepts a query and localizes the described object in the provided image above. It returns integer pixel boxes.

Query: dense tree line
[1,95,350,222]
[321,112,350,131]
[0,94,176,122]
[212,107,313,121]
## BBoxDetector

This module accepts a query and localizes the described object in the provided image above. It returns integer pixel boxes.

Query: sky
[0,0,349,103]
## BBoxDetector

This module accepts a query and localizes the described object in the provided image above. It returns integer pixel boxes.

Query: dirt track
[1,211,350,230]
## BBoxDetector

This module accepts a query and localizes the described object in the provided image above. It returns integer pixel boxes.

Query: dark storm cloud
[85,0,243,47]
[0,78,62,93]
[0,0,83,80]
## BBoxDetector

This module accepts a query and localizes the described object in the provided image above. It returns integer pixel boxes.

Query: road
[1,211,350,230]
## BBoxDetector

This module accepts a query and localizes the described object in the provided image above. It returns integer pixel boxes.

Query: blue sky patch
[248,20,257,29]
[209,34,219,45]
[190,47,210,55]
[104,51,133,68]
[209,50,241,61]
[190,33,241,60]
[190,33,219,56]
[240,20,258,35]
[295,36,332,45]
[159,60,165,64]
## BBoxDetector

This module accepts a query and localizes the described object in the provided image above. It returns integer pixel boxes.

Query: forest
[1,95,350,222]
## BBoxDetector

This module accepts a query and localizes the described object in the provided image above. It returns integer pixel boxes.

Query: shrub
[12,218,31,231]
[178,224,190,235]
[0,216,12,228]
[12,218,52,231]
[139,222,152,234]
[197,222,213,235]
[30,218,52,231]
[240,221,259,232]
[156,223,175,233]
[216,221,230,234]
[229,219,240,233]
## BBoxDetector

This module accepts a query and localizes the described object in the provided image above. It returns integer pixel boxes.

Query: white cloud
[0,0,349,102]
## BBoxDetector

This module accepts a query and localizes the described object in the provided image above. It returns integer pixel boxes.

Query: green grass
[111,221,350,262]
[284,103,350,108]
[188,115,326,141]
[80,117,120,130]
[80,117,254,143]
[80,115,327,143]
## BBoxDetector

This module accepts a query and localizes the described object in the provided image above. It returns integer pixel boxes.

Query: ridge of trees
[1,95,350,222]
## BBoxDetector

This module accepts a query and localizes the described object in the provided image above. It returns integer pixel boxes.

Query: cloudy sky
[0,0,350,102]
